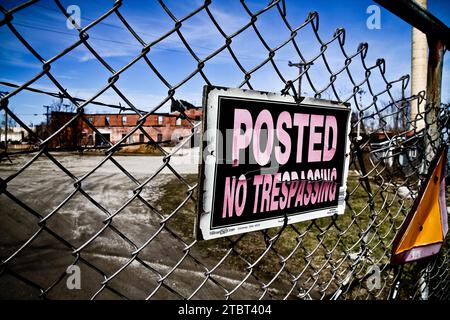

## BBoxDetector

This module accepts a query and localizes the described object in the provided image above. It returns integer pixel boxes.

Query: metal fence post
[425,37,445,162]
[419,36,445,301]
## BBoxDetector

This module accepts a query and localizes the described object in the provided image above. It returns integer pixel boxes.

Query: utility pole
[44,105,51,125]
[4,107,7,150]
[1,91,8,144]
[411,0,428,131]
[0,90,12,163]
[288,61,313,97]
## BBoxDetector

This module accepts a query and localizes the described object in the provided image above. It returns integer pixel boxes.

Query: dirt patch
[116,143,163,155]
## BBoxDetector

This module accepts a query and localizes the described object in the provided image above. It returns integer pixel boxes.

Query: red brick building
[48,108,202,149]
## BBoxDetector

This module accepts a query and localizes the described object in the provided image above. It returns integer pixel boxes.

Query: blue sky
[0,0,449,127]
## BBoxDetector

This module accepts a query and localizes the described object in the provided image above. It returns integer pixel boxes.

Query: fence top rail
[374,0,450,48]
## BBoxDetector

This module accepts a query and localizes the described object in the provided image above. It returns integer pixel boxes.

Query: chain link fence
[0,0,448,300]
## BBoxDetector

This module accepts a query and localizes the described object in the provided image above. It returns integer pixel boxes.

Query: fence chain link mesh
[0,0,448,300]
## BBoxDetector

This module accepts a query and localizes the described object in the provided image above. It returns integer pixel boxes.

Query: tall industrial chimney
[411,0,428,131]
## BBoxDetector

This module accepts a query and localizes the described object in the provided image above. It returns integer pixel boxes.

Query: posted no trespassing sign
[196,86,351,240]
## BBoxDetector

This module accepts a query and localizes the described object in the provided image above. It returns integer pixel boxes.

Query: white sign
[196,87,351,240]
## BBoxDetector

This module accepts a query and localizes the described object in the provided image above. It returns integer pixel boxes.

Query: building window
[158,116,163,125]
[176,118,182,126]
[105,116,110,126]
[122,116,127,125]
[88,117,93,124]
[157,133,163,142]
[139,134,145,143]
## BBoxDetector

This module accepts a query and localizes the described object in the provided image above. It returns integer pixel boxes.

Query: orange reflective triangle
[391,147,448,264]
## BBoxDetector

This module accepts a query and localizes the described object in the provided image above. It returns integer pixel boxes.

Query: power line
[0,81,199,116]
[0,80,136,112]
[13,22,190,54]
[11,11,291,63]
[33,3,221,54]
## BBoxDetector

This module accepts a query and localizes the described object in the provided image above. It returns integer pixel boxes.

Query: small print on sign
[196,86,351,240]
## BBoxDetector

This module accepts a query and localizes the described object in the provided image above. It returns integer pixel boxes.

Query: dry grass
[158,173,413,298]
[116,143,163,155]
